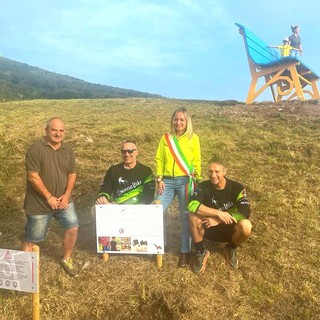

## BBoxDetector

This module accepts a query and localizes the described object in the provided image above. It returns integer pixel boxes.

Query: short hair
[291,25,299,32]
[121,139,137,147]
[45,117,64,129]
[207,157,226,168]
[170,107,194,139]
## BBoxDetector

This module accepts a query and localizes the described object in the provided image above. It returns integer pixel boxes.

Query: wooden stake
[32,245,40,320]
[156,254,163,268]
[102,253,109,261]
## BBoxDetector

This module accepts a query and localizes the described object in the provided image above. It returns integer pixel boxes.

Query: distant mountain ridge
[0,56,162,100]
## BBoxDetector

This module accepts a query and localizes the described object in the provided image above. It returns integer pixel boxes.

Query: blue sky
[0,0,319,102]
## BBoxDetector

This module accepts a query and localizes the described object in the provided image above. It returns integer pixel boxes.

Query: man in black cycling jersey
[96,140,154,205]
[188,158,252,274]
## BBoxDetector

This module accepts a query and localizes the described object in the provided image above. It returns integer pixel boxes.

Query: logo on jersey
[211,197,219,207]
[117,180,142,196]
[118,177,127,184]
[222,201,234,211]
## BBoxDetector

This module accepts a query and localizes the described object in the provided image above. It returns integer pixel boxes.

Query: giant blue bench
[236,23,320,103]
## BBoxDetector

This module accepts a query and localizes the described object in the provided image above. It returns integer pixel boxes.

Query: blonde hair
[170,107,194,139]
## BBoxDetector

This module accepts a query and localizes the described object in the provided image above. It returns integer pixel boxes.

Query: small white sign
[96,204,164,255]
[0,249,38,293]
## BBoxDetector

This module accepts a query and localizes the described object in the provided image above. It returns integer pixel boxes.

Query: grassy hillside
[0,98,319,319]
[0,56,162,100]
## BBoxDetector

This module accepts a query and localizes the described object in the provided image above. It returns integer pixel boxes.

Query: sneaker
[60,257,78,277]
[223,245,239,269]
[193,249,210,275]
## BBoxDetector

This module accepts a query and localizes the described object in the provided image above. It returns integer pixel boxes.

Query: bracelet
[46,195,53,203]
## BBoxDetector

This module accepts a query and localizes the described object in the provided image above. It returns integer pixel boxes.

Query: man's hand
[217,211,237,224]
[201,217,219,228]
[47,196,61,210]
[56,193,70,210]
[96,196,109,204]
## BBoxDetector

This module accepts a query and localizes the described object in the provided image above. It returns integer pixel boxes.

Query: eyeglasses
[121,149,136,155]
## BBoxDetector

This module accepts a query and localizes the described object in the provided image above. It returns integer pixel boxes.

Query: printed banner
[95,204,164,255]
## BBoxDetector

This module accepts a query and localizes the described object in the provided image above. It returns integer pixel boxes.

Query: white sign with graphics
[0,249,38,293]
[96,204,164,255]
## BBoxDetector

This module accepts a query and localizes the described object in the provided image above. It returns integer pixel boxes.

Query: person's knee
[65,226,78,238]
[189,213,197,224]
[189,213,202,229]
[237,219,252,237]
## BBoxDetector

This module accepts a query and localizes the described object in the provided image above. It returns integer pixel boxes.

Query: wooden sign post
[32,245,40,320]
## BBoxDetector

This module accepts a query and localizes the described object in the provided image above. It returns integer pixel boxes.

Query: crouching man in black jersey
[96,140,154,205]
[187,158,252,274]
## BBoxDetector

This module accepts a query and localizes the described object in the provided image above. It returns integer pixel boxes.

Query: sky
[0,0,319,102]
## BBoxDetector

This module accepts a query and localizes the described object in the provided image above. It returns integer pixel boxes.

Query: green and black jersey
[98,162,154,204]
[188,178,251,221]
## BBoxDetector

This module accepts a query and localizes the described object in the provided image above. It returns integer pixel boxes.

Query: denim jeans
[156,176,191,253]
[25,202,79,242]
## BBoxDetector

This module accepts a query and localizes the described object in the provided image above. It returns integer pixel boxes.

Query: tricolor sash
[164,133,196,199]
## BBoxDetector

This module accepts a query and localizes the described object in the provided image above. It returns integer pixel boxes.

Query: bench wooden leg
[311,81,320,99]
[246,77,258,104]
[265,75,277,102]
[289,66,305,100]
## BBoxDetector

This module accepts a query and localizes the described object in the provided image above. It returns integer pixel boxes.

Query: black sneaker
[60,257,78,277]
[193,249,210,275]
[223,245,238,269]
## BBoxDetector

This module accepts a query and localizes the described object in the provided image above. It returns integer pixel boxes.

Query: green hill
[0,56,162,100]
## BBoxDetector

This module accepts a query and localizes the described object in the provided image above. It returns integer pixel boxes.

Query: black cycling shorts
[204,223,236,243]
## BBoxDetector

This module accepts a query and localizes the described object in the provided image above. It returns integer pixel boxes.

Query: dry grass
[0,98,320,319]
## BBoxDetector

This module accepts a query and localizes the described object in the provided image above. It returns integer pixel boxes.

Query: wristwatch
[157,176,163,182]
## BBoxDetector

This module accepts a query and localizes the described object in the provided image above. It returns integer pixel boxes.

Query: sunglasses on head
[121,149,136,155]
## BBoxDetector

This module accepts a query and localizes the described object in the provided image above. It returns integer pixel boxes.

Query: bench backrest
[235,22,294,67]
